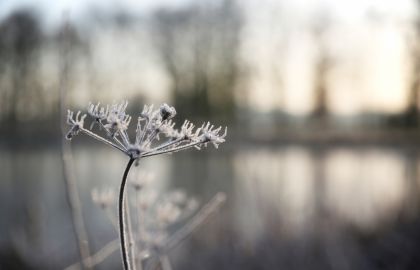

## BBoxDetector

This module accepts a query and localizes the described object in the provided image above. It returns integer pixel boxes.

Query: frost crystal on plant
[66,110,87,140]
[91,174,201,257]
[66,101,227,159]
[66,101,227,270]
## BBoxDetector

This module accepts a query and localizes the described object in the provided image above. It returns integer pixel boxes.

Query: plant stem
[59,19,91,269]
[159,255,173,270]
[119,158,136,270]
[125,196,137,270]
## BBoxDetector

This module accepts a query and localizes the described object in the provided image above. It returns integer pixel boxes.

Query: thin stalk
[59,20,91,270]
[139,117,151,144]
[143,120,165,147]
[163,192,226,252]
[61,145,92,270]
[141,141,202,158]
[146,138,184,153]
[135,118,145,145]
[143,129,158,147]
[64,239,120,270]
[119,129,131,148]
[125,197,137,270]
[159,255,173,270]
[135,191,144,270]
[119,158,136,270]
[99,121,126,149]
[104,207,119,231]
[81,128,127,154]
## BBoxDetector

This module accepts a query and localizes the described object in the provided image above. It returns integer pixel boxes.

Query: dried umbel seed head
[140,104,154,121]
[156,201,182,225]
[168,190,187,204]
[66,111,86,140]
[88,102,109,122]
[131,171,155,191]
[127,145,142,159]
[159,103,176,121]
[67,101,227,270]
[197,122,227,149]
[138,190,158,210]
[186,198,199,211]
[179,120,198,140]
[65,101,227,159]
[105,102,132,136]
[92,188,115,209]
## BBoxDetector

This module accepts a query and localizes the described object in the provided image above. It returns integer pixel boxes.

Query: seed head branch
[66,101,227,159]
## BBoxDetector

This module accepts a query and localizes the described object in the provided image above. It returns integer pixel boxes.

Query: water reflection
[325,149,408,231]
[233,147,316,240]
[233,146,418,240]
[1,144,420,269]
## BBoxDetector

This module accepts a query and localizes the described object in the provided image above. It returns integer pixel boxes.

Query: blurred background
[2,0,420,269]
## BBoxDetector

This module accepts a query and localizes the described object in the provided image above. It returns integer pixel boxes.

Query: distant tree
[152,0,241,120]
[54,19,87,110]
[311,10,332,124]
[403,1,420,126]
[0,10,42,127]
[381,3,420,127]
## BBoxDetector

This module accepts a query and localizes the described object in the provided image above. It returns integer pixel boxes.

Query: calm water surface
[1,144,420,269]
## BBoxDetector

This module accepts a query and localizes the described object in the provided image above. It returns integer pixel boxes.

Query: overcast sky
[0,0,194,30]
[1,0,416,27]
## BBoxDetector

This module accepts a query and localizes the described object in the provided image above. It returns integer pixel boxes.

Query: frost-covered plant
[66,101,226,270]
[90,169,223,270]
[80,183,225,270]
[67,102,226,158]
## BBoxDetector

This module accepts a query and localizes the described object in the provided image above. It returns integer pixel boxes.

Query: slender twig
[159,255,173,270]
[61,145,92,270]
[59,19,91,270]
[163,192,226,252]
[64,239,120,270]
[119,158,136,270]
[147,193,226,270]
[105,207,119,231]
[65,192,226,270]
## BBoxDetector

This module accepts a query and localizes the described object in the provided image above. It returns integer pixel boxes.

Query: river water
[1,143,420,269]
